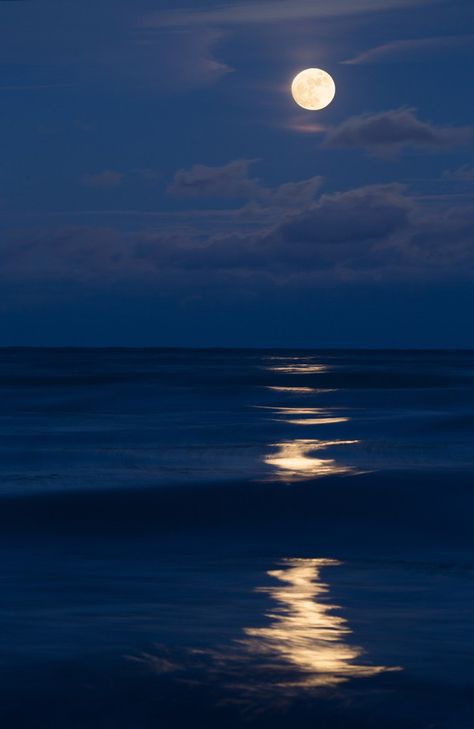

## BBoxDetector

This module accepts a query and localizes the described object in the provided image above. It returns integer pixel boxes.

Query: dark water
[1,349,474,728]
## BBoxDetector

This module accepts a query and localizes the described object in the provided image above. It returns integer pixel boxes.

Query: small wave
[1,471,473,552]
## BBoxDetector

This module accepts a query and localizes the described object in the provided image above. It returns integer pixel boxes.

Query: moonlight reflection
[264,439,357,481]
[240,559,398,689]
[140,559,399,706]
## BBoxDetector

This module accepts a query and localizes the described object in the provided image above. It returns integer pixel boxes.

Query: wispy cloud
[343,34,474,65]
[285,119,328,135]
[142,0,429,29]
[0,5,232,92]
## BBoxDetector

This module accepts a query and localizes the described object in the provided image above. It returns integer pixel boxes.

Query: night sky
[1,0,473,347]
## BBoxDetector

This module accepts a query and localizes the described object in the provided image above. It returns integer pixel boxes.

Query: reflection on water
[258,406,343,416]
[265,407,334,415]
[267,386,319,394]
[267,364,328,374]
[286,417,348,425]
[264,439,358,481]
[257,405,349,426]
[140,559,398,708]
[240,559,398,689]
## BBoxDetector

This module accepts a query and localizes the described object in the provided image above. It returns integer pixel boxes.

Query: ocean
[1,348,473,728]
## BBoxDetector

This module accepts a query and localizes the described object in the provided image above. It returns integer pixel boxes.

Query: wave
[1,470,473,551]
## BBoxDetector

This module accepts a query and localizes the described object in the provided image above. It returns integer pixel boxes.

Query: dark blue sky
[1,0,473,346]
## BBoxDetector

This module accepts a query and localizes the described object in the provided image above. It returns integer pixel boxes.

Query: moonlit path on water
[0,349,473,728]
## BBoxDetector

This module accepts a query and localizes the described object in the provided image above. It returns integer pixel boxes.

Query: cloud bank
[3,183,474,287]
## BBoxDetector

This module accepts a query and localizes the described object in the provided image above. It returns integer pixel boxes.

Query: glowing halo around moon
[291,68,336,111]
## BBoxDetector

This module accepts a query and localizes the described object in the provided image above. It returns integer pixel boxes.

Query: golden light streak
[264,439,358,481]
[241,559,399,688]
[267,364,328,374]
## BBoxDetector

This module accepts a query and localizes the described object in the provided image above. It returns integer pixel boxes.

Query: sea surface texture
[1,348,473,728]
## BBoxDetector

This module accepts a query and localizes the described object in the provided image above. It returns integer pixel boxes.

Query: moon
[291,68,336,111]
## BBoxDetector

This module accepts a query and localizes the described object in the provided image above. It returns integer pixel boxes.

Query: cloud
[98,27,233,91]
[143,0,428,28]
[272,184,411,250]
[208,184,416,277]
[269,177,324,207]
[323,109,472,156]
[286,119,327,135]
[171,184,474,281]
[0,4,232,92]
[343,34,474,64]
[442,164,474,181]
[168,159,323,207]
[81,170,124,188]
[3,183,474,286]
[169,159,262,199]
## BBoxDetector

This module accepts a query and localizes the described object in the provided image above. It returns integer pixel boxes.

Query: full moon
[291,68,336,111]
